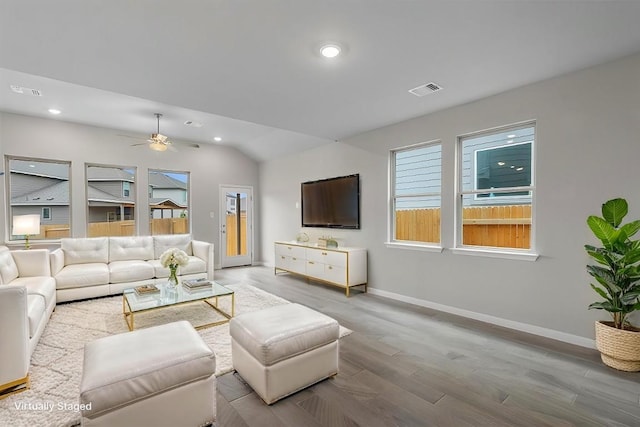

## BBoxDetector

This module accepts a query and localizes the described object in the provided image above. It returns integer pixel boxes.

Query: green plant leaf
[621,290,640,305]
[602,198,628,227]
[621,220,640,240]
[589,301,621,311]
[587,216,617,248]
[585,245,611,266]
[590,283,612,301]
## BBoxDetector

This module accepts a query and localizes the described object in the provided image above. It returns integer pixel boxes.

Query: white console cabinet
[274,241,367,296]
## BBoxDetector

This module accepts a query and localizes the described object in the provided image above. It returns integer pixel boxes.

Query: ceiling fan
[125,113,199,151]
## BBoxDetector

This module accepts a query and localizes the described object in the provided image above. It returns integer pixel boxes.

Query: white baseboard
[368,288,596,349]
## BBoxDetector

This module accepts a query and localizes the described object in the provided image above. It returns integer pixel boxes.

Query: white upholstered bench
[230,303,339,404]
[79,321,216,427]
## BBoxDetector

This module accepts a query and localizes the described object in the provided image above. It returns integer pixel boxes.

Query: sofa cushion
[13,276,56,308]
[153,234,193,259]
[0,246,19,285]
[62,237,109,265]
[55,263,110,290]
[109,260,155,284]
[148,256,205,278]
[109,236,154,262]
[27,294,45,339]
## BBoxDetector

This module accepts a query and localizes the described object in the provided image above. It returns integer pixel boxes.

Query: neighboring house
[148,171,188,219]
[86,166,136,222]
[226,193,247,216]
[395,126,533,210]
[10,165,188,229]
[9,160,71,227]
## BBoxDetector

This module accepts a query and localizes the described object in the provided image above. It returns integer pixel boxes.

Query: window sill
[384,242,444,253]
[451,247,539,261]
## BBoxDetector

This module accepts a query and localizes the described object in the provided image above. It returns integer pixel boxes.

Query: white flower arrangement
[160,248,189,269]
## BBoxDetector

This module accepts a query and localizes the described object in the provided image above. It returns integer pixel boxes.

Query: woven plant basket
[594,321,640,372]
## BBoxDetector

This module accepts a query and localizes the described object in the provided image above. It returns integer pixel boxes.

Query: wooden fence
[226,213,247,256]
[396,205,531,249]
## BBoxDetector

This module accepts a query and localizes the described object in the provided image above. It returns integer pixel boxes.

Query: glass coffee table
[123,281,235,331]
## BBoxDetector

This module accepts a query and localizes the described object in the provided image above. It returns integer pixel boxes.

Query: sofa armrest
[0,285,30,386]
[11,249,52,277]
[50,248,64,276]
[192,240,214,280]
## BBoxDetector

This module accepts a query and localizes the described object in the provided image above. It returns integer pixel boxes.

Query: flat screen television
[301,174,360,229]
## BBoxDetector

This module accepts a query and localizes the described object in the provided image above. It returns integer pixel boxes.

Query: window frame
[42,206,52,221]
[387,140,443,251]
[455,122,538,260]
[5,155,72,243]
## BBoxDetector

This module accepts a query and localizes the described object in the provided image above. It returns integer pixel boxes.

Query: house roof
[10,180,69,206]
[87,185,134,205]
[87,166,135,182]
[149,198,187,209]
[148,172,187,190]
[10,159,69,180]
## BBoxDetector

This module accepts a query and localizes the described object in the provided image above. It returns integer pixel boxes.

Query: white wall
[0,113,260,267]
[259,52,640,342]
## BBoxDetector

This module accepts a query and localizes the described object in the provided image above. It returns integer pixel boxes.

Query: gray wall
[259,52,640,343]
[0,113,260,267]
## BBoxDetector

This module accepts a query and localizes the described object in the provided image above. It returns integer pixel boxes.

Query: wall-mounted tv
[301,174,360,229]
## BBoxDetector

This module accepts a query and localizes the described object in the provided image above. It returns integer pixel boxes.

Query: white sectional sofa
[51,234,214,303]
[0,246,56,397]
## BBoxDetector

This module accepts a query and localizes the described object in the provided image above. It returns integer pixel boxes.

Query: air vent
[10,85,43,96]
[183,120,202,128]
[408,82,442,97]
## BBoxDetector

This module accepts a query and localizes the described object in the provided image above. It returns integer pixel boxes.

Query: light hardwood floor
[214,266,640,427]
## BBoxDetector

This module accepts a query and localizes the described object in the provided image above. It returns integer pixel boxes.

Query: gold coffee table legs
[122,292,235,331]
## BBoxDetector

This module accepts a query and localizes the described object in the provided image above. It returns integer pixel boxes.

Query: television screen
[301,174,360,229]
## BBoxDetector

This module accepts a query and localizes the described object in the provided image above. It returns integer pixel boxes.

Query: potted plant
[586,198,640,371]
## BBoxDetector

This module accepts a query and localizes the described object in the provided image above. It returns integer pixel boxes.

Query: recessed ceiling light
[214,136,222,142]
[320,44,341,58]
[507,134,516,138]
[48,108,61,115]
[497,161,505,166]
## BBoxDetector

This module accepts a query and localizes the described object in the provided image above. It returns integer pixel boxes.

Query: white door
[220,185,253,268]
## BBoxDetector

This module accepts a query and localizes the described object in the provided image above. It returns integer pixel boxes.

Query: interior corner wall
[259,52,640,341]
[0,113,260,267]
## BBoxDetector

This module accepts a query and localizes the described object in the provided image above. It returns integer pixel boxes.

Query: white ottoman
[79,320,216,427]
[230,303,339,404]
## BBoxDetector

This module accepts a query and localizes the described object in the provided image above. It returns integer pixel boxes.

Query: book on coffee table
[182,278,212,289]
[135,284,160,295]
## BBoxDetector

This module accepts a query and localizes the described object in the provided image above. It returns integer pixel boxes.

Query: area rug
[0,284,352,427]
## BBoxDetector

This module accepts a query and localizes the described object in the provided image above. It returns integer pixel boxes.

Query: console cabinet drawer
[275,244,306,259]
[306,248,347,267]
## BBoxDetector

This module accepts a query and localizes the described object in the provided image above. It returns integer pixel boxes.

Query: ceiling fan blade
[130,142,149,147]
[172,141,200,149]
[118,134,147,141]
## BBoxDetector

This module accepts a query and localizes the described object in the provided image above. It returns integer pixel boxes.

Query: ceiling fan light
[149,142,168,151]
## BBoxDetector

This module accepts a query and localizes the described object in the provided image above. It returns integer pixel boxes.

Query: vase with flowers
[160,248,189,286]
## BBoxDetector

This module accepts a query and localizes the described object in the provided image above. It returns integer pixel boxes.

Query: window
[458,124,534,250]
[7,157,71,241]
[390,142,442,245]
[86,164,136,237]
[148,169,190,235]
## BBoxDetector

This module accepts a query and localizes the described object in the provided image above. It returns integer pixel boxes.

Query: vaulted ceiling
[2,1,640,161]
